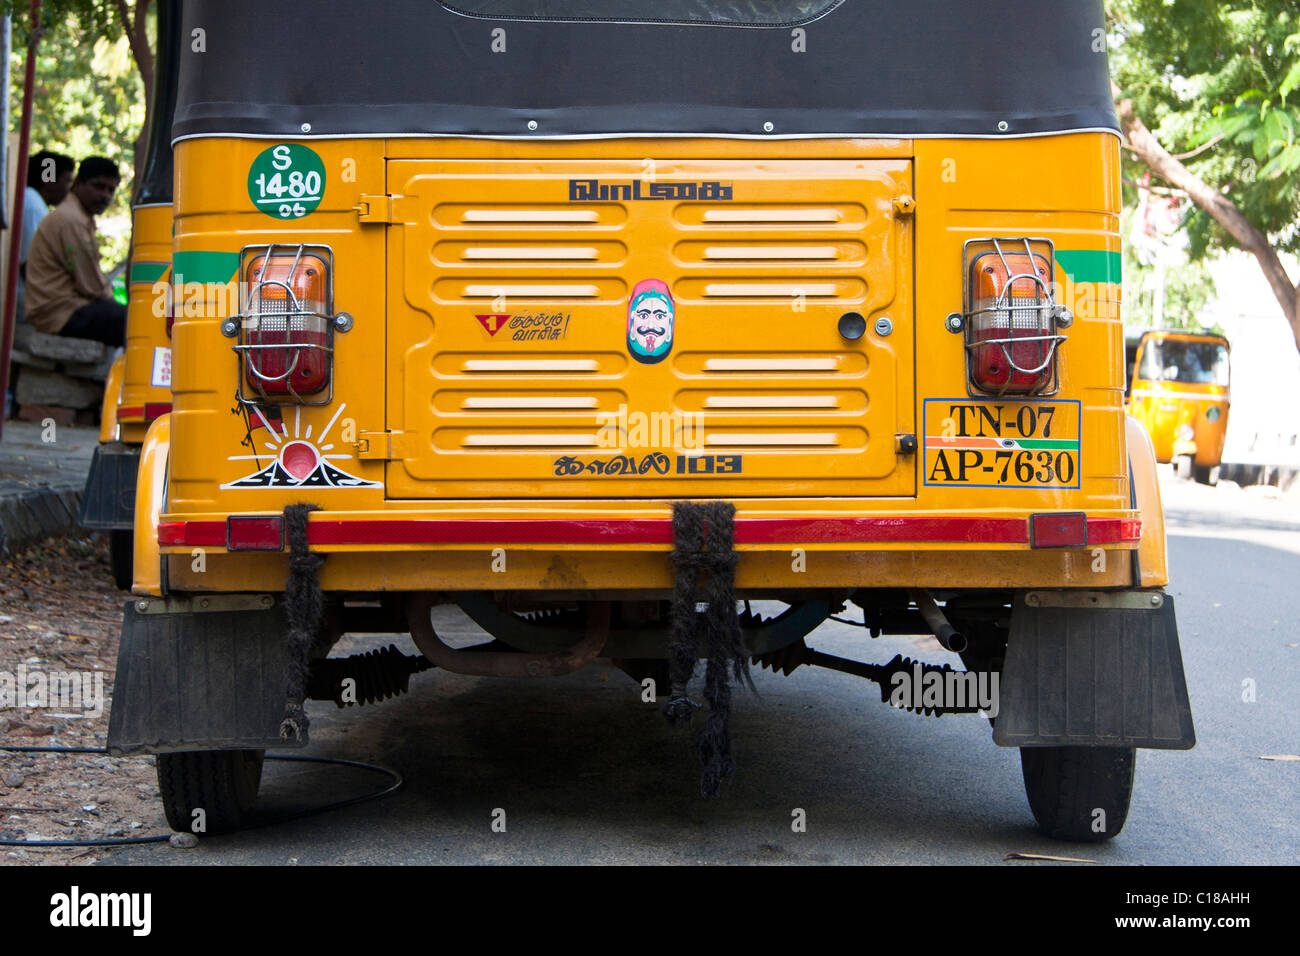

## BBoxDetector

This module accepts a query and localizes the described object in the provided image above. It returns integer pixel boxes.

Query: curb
[0,486,86,554]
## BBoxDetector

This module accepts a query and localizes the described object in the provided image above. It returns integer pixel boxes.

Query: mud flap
[993,591,1195,750]
[77,443,140,529]
[106,596,302,755]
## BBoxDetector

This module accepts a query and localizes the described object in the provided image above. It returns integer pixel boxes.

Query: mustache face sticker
[627,279,674,364]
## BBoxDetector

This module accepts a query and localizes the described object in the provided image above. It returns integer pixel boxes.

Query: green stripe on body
[1015,439,1079,450]
[129,261,170,285]
[1056,249,1121,285]
[173,250,240,284]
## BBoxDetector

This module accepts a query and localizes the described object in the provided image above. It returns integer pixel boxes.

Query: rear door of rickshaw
[382,155,916,500]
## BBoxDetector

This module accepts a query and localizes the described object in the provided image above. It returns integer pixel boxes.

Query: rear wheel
[1174,455,1194,480]
[1020,746,1135,842]
[156,749,264,834]
[1193,463,1219,485]
[108,529,134,590]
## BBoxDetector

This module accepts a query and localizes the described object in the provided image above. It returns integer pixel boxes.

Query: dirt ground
[0,534,166,865]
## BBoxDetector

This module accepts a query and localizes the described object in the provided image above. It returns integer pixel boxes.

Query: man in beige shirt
[24,157,126,347]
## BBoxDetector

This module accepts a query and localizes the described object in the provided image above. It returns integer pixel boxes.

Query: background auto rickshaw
[76,0,179,587]
[1125,328,1231,484]
[107,0,1194,844]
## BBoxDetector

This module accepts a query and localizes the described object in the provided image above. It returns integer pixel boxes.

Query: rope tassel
[663,501,752,797]
[281,502,324,741]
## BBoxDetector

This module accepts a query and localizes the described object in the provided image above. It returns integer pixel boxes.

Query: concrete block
[13,324,108,364]
[15,404,76,426]
[61,360,111,381]
[14,368,103,410]
[8,348,58,371]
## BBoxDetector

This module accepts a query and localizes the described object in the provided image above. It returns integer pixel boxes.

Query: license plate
[922,399,1081,489]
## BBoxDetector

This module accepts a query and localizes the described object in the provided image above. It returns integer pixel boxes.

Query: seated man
[17,150,76,320]
[23,156,126,347]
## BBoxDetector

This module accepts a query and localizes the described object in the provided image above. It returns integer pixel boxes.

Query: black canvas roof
[136,0,179,205]
[173,0,1117,142]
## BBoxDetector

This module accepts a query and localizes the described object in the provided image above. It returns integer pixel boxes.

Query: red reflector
[158,522,186,546]
[1030,512,1088,549]
[158,521,223,547]
[226,516,285,551]
[144,402,172,421]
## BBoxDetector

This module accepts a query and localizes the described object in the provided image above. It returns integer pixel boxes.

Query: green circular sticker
[247,144,325,219]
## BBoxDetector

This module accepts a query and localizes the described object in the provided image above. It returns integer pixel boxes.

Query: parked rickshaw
[108,0,1194,843]
[77,0,179,587]
[1126,329,1230,484]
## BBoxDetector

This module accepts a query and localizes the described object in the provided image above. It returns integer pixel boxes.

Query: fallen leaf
[1004,852,1097,864]
[1259,754,1300,762]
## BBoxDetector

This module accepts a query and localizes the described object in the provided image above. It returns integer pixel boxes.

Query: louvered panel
[387,158,913,498]
[434,240,626,266]
[675,241,866,263]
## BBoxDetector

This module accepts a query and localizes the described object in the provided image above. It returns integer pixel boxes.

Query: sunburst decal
[222,404,380,489]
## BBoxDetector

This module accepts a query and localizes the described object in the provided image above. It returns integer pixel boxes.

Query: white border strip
[172,127,1121,146]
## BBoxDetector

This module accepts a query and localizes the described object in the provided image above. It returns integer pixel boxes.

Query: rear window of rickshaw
[440,1,840,25]
[1138,340,1230,387]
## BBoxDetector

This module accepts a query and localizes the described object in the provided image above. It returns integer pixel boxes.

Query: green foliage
[1122,256,1221,333]
[1109,0,1300,259]
[1121,206,1219,330]
[7,1,148,269]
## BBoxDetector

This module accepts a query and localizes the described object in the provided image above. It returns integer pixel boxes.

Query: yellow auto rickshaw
[107,0,1194,844]
[1126,329,1230,484]
[77,0,180,587]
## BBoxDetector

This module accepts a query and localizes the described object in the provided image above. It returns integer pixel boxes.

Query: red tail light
[952,239,1070,397]
[245,250,329,396]
[228,245,337,403]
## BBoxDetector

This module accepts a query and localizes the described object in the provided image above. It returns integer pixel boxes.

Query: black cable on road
[0,746,403,848]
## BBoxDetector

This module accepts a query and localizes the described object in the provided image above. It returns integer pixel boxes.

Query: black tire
[1020,746,1135,842]
[1173,455,1193,480]
[108,529,134,591]
[156,749,265,834]
[1193,464,1218,486]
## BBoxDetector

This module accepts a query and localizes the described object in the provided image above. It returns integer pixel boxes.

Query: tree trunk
[115,0,154,179]
[1114,86,1300,353]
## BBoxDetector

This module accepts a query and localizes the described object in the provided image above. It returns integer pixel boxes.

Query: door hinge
[353,194,411,224]
[355,431,407,460]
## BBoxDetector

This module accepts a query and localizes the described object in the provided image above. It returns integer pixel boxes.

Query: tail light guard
[221,242,354,406]
[945,237,1074,397]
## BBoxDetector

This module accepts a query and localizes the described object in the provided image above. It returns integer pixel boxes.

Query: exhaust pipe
[910,589,968,654]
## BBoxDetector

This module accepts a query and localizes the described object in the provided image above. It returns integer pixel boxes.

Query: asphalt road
[105,470,1300,865]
